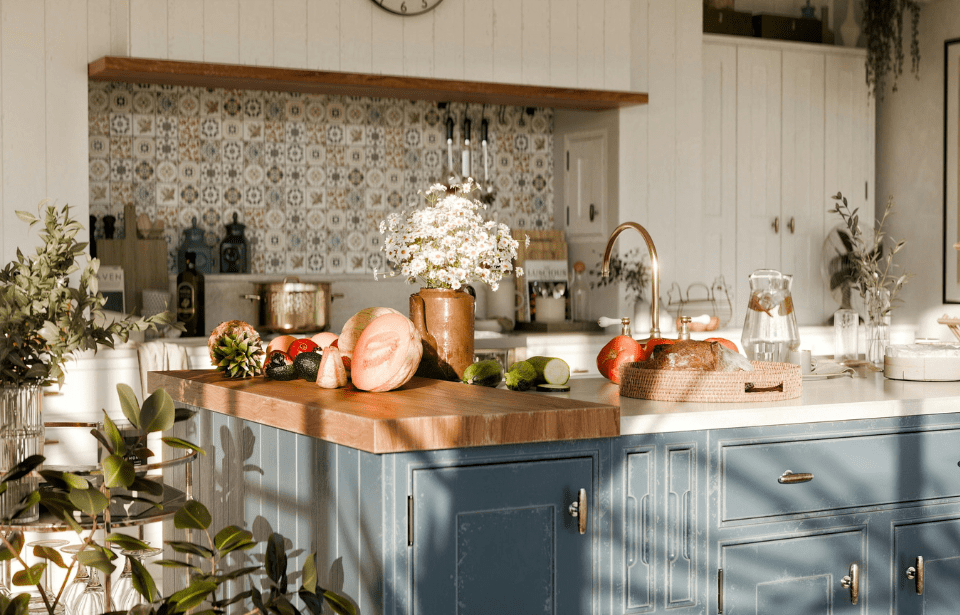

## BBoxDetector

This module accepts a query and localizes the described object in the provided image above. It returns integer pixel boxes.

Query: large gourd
[338,307,401,370]
[351,313,423,392]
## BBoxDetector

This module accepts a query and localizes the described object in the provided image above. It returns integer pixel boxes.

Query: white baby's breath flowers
[379,178,523,291]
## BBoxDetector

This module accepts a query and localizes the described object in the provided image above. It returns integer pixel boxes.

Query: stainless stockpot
[243,277,341,333]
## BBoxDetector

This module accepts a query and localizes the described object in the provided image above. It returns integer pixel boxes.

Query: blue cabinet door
[720,529,864,614]
[894,517,960,614]
[412,457,594,615]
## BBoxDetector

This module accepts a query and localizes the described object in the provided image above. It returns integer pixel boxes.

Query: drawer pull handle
[568,488,587,535]
[906,555,924,595]
[778,470,813,484]
[840,563,860,605]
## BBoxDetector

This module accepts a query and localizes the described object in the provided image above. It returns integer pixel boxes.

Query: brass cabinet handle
[778,470,813,484]
[788,217,796,234]
[568,488,587,535]
[840,562,860,605]
[772,217,780,234]
[906,555,924,595]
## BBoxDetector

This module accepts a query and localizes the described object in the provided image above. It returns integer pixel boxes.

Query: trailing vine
[861,0,921,99]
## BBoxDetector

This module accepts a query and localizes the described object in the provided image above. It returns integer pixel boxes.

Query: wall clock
[371,0,444,16]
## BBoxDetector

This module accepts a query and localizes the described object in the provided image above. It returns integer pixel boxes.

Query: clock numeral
[401,1,407,11]
[422,0,428,7]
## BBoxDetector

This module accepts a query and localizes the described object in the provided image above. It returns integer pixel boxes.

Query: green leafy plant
[862,0,921,99]
[0,385,356,615]
[589,248,651,304]
[0,201,173,388]
[830,192,908,322]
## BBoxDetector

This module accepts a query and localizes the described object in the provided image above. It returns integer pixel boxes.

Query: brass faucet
[601,222,661,339]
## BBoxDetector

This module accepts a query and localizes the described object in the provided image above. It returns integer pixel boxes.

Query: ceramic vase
[0,385,44,523]
[410,288,475,381]
[839,0,860,47]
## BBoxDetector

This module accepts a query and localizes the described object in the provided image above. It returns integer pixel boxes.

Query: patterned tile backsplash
[89,82,554,275]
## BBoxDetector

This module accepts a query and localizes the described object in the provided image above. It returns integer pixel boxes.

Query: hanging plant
[861,0,921,99]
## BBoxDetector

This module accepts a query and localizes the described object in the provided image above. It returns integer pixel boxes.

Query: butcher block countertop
[148,370,619,454]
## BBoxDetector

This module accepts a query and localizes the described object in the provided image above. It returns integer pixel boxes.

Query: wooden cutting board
[98,204,168,315]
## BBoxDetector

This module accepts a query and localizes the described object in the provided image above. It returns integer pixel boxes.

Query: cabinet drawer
[720,428,960,521]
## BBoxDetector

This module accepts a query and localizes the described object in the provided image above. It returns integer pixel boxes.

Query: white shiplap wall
[0,0,703,288]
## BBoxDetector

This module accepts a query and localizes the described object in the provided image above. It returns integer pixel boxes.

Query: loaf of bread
[637,339,753,372]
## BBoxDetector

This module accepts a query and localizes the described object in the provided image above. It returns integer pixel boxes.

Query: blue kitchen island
[151,369,960,615]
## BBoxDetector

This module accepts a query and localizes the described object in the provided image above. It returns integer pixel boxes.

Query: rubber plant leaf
[139,388,175,433]
[116,383,141,429]
[174,500,211,530]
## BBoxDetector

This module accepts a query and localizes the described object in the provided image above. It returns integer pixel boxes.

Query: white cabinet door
[735,46,782,323]
[782,49,826,325]
[825,52,875,317]
[564,130,607,241]
[702,41,739,318]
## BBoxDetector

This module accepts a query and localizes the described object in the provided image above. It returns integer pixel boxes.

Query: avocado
[265,363,298,381]
[293,350,323,381]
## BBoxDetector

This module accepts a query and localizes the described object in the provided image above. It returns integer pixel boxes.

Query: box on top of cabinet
[752,14,823,43]
[703,7,753,36]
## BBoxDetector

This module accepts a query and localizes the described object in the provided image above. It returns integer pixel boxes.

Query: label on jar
[177,281,195,319]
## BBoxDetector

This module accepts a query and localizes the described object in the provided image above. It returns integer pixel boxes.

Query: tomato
[287,338,319,359]
[705,337,739,352]
[597,335,642,384]
[639,338,677,361]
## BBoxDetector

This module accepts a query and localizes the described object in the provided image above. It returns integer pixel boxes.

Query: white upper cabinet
[703,36,873,326]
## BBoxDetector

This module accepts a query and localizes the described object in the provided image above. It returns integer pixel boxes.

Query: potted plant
[0,200,171,520]
[861,0,921,99]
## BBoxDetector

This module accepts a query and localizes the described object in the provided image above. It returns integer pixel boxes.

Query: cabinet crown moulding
[88,56,648,112]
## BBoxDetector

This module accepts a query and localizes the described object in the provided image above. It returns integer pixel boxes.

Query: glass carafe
[741,269,800,362]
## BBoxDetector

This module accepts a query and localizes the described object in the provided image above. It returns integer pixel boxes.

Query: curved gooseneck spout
[601,222,661,339]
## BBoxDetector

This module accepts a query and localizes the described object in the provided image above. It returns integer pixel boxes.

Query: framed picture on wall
[944,38,960,302]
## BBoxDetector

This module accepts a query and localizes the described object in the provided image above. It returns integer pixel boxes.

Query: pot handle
[282,276,301,284]
[332,293,345,301]
[242,294,261,301]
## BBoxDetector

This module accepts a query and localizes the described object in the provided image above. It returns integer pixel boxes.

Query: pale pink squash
[266,335,296,356]
[316,346,348,389]
[310,331,339,349]
[350,313,423,392]
[338,307,402,366]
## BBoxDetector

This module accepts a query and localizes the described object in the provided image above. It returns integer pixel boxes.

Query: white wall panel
[203,0,240,63]
[433,0,464,80]
[603,0,630,90]
[402,11,434,77]
[110,0,130,56]
[239,0,274,66]
[463,0,493,82]
[521,0,550,86]
[168,0,204,61]
[673,0,702,281]
[307,0,340,71]
[371,8,404,76]
[339,0,372,73]
[88,0,112,62]
[492,0,521,83]
[549,0,576,87]
[2,0,46,264]
[130,0,168,58]
[576,0,603,89]
[45,0,89,235]
[274,0,307,68]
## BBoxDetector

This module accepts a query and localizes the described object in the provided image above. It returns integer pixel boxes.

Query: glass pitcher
[741,269,800,362]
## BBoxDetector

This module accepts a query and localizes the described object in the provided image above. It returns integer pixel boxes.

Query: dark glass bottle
[177,252,205,337]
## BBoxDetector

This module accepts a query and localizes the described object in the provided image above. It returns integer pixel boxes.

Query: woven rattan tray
[619,361,802,402]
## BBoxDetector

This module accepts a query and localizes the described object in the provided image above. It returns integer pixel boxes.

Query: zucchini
[462,359,504,387]
[505,360,537,391]
[525,356,571,386]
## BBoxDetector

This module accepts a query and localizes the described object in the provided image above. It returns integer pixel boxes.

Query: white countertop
[540,370,960,435]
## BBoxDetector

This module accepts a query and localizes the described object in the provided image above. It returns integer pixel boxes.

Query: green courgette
[505,360,537,391]
[525,356,571,386]
[462,359,504,387]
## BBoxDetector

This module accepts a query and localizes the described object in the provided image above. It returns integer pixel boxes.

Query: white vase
[839,0,860,47]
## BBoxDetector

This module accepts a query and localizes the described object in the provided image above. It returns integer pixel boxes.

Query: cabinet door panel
[721,529,864,614]
[895,517,960,614]
[625,450,655,613]
[413,457,594,615]
[736,46,782,325]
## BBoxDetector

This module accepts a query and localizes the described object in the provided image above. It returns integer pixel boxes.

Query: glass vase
[865,316,890,368]
[0,385,44,523]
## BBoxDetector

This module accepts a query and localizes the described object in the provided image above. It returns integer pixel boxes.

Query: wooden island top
[148,370,619,454]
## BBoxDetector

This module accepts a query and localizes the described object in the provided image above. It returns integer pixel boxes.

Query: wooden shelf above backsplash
[88,56,648,111]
